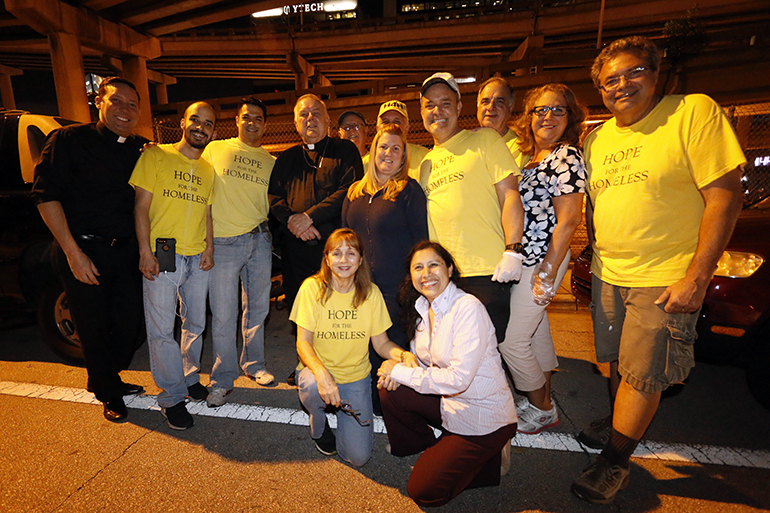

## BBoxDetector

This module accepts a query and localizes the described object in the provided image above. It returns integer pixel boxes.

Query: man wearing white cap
[364,100,429,180]
[418,72,525,341]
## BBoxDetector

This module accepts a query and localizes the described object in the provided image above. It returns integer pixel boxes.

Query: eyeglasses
[341,124,363,131]
[599,66,650,92]
[339,401,370,427]
[531,105,568,117]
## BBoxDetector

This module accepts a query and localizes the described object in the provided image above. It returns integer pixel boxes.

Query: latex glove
[492,251,523,282]
[531,261,556,306]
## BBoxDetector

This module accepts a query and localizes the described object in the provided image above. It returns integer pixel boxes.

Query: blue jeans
[143,253,209,408]
[297,367,374,467]
[209,231,272,389]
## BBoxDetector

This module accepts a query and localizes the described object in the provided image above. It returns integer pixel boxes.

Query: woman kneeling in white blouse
[377,241,517,507]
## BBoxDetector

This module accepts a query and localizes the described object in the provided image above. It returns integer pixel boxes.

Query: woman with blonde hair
[500,83,588,435]
[342,124,428,412]
[290,228,417,466]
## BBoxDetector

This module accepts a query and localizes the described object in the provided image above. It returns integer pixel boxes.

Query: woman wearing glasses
[342,124,428,413]
[290,228,417,466]
[377,241,517,507]
[499,84,588,435]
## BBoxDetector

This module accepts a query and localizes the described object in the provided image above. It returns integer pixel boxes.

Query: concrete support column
[155,83,168,105]
[122,55,154,140]
[294,73,309,91]
[48,32,90,122]
[0,75,15,109]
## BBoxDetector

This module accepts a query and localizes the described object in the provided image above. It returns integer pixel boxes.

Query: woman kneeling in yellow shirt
[290,228,417,465]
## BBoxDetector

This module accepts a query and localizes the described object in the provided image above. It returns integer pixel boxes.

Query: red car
[571,195,770,410]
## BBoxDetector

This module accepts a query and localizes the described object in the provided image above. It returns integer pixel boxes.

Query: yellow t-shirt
[202,138,275,238]
[290,278,392,384]
[418,128,521,276]
[502,129,518,154]
[502,129,530,168]
[129,144,215,256]
[363,142,429,182]
[407,142,430,181]
[585,94,746,287]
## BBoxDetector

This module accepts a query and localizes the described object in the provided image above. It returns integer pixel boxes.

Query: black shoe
[103,398,128,422]
[571,456,630,504]
[286,370,297,387]
[313,420,337,456]
[122,382,145,396]
[577,415,613,450]
[187,382,209,401]
[161,401,194,430]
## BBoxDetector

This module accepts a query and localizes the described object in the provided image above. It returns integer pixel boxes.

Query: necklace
[302,137,329,169]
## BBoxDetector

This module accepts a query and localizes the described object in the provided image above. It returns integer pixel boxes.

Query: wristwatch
[505,243,524,254]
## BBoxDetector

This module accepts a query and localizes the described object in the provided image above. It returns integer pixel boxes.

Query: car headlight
[714,251,764,278]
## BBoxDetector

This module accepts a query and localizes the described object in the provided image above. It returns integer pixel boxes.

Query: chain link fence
[153,100,770,260]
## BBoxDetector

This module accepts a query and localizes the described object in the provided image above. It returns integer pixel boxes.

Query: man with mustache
[130,102,217,430]
[571,36,745,504]
[33,77,148,423]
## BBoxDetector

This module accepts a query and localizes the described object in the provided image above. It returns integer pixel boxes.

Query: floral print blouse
[519,144,586,266]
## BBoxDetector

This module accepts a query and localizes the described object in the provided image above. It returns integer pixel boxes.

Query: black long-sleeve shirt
[268,136,364,240]
[32,122,148,239]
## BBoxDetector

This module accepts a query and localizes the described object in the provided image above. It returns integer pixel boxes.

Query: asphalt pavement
[1,296,769,513]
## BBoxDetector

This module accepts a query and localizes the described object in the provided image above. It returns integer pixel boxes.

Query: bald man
[130,102,218,430]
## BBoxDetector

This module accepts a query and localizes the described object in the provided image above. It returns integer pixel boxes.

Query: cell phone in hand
[156,238,176,272]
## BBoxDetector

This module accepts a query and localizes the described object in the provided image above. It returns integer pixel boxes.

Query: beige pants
[498,253,570,391]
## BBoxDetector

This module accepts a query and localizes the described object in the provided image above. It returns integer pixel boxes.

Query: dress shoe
[103,398,128,422]
[122,382,145,396]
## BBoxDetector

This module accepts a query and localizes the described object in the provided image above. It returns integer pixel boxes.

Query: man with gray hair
[476,76,517,152]
[269,94,364,310]
[571,36,745,504]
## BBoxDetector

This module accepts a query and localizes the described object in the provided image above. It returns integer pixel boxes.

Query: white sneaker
[250,370,274,386]
[206,387,232,408]
[515,397,531,418]
[517,404,560,435]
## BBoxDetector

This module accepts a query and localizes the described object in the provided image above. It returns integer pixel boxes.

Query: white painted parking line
[3,380,769,470]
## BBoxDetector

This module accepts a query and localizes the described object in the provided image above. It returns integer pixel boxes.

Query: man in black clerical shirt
[268,94,363,310]
[33,77,148,422]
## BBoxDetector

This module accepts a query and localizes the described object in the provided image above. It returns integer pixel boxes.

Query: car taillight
[714,251,764,278]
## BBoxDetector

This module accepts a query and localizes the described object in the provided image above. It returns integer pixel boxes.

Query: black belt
[76,234,132,247]
[249,221,270,234]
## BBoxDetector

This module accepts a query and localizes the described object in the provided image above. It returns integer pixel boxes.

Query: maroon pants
[380,386,517,508]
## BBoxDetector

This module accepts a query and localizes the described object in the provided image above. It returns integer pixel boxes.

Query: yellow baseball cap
[378,100,409,120]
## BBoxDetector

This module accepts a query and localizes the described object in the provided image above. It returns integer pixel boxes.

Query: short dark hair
[591,36,661,88]
[98,77,139,102]
[237,96,267,120]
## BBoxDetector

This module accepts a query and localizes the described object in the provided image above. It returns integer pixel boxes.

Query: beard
[185,129,210,149]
